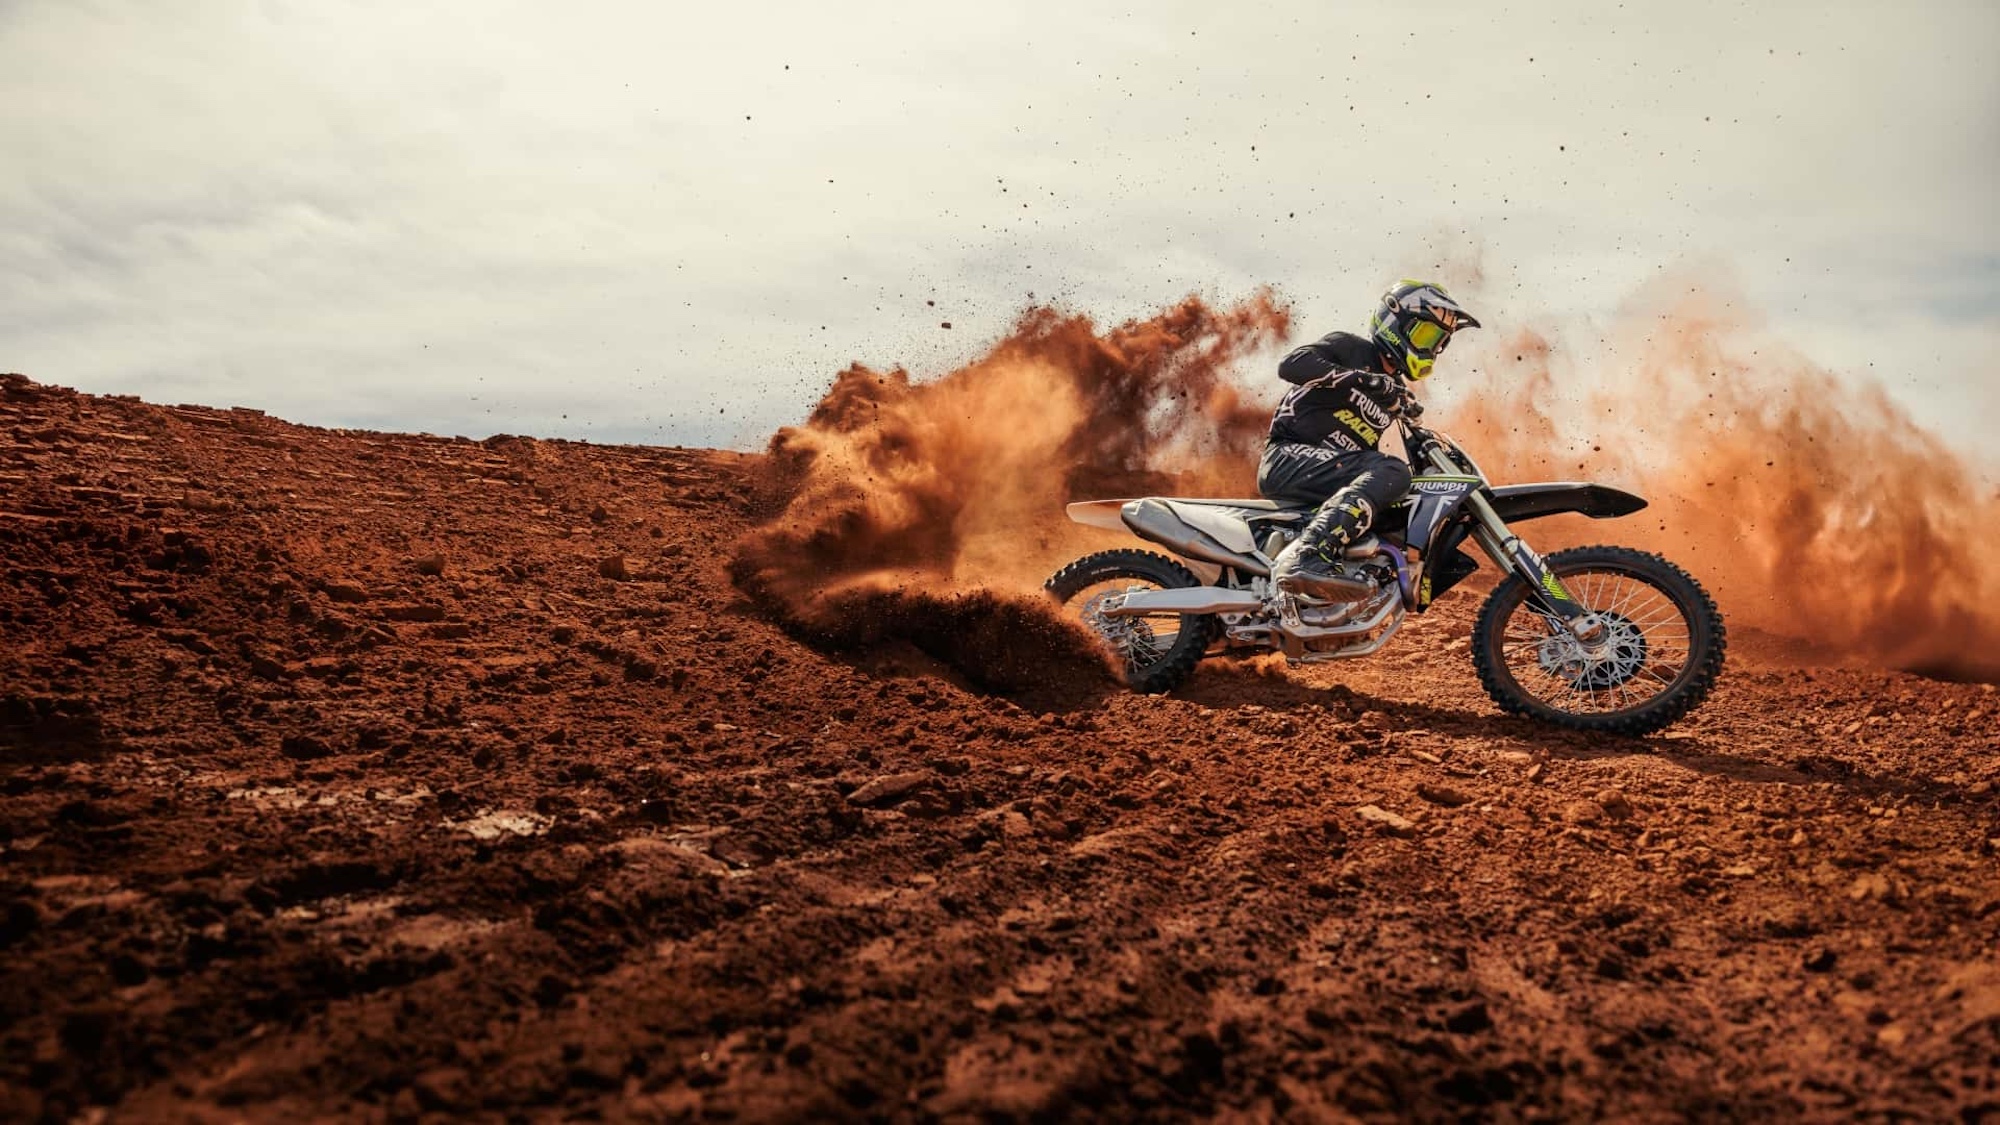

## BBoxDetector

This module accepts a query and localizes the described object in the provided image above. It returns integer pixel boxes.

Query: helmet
[1368,279,1481,382]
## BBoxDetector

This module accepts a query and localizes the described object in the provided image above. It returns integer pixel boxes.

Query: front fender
[1487,482,1646,522]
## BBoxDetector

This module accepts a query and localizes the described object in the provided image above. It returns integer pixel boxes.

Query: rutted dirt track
[2,372,1997,1122]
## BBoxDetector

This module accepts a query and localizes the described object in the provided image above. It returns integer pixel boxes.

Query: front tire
[1045,549,1217,694]
[1472,545,1725,735]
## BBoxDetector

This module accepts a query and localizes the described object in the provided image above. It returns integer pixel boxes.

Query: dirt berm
[1,373,1996,1121]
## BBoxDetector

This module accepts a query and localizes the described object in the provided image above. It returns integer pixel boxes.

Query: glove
[1368,374,1422,419]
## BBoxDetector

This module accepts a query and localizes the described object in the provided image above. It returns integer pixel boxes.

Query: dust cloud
[732,293,1289,596]
[727,293,1290,693]
[1437,281,2000,683]
[736,280,1999,684]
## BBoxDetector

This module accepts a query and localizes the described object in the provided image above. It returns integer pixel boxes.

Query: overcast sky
[3,0,1995,455]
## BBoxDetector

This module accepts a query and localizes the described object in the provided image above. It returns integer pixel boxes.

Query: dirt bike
[1045,417,1725,735]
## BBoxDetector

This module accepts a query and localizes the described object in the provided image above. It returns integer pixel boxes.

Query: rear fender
[1064,499,1133,532]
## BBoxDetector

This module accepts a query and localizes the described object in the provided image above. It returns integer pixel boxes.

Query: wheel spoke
[1058,572,1207,681]
[1490,564,1705,716]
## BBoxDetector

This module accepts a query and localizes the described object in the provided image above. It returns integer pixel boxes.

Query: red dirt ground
[2,372,1996,1122]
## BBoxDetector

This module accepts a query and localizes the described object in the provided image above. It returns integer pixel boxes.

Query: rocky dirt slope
[1,373,1996,1122]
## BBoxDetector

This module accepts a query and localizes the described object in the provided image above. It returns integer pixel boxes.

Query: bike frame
[1089,423,1649,649]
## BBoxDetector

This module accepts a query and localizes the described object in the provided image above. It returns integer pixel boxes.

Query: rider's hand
[1392,382,1424,422]
[1360,371,1422,419]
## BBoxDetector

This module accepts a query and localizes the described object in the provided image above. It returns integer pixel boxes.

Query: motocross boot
[1271,495,1376,601]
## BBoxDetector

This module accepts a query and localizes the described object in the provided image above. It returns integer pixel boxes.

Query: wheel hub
[1537,611,1648,690]
[1082,588,1163,670]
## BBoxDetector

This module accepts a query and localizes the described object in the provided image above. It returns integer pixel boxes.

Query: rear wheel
[1472,545,1725,735]
[1045,549,1217,694]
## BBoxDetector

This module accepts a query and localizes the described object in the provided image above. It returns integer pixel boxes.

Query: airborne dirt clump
[2,371,1998,1121]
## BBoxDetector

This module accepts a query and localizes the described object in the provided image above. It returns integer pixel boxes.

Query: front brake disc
[1538,611,1647,690]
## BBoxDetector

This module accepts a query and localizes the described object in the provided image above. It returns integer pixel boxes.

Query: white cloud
[1,0,1994,455]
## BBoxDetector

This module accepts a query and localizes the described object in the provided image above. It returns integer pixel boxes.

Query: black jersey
[1266,331,1410,454]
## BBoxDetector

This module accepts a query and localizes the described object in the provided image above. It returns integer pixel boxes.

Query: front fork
[1461,491,1606,643]
[1419,444,1603,642]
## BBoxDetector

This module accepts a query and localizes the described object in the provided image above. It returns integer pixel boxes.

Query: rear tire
[1472,545,1725,736]
[1045,549,1217,694]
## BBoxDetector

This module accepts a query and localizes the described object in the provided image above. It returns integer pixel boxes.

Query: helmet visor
[1406,319,1449,353]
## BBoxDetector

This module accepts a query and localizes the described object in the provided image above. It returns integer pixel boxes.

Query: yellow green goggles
[1406,319,1450,353]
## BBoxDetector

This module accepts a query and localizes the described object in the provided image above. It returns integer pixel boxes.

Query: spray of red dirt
[1436,281,2000,683]
[729,294,1291,689]
[739,277,1998,686]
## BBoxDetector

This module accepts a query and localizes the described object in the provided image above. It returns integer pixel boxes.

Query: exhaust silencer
[1101,588,1263,617]
[1120,498,1269,575]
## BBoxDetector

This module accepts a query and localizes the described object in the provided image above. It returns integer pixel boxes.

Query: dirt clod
[846,771,930,806]
[1445,1000,1494,1034]
[1417,783,1473,808]
[1561,799,1607,826]
[1355,804,1418,837]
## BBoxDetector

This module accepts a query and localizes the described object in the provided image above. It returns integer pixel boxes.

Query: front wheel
[1472,545,1725,735]
[1045,549,1217,694]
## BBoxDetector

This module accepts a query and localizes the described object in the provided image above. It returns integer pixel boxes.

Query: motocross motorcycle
[1045,416,1725,735]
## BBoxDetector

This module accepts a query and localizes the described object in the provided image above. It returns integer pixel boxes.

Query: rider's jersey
[1266,331,1409,455]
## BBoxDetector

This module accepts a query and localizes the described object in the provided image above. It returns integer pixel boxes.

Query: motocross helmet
[1368,279,1481,382]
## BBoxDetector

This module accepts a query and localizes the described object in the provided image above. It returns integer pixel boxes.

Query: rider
[1262,279,1480,599]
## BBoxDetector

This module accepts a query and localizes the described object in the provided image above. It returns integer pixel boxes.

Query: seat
[1065,497,1309,554]
[1154,496,1312,513]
